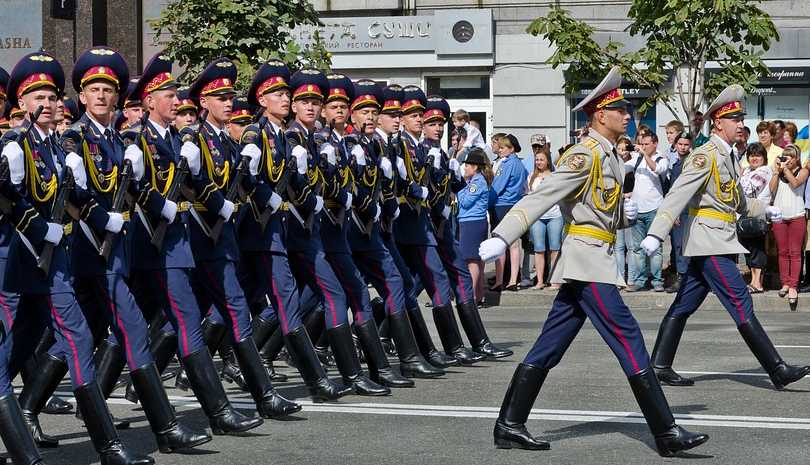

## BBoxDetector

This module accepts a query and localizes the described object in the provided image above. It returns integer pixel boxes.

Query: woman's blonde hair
[496,135,514,151]
[783,144,801,160]
[529,149,552,189]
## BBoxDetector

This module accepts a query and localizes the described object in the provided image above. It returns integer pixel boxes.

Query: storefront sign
[0,1,43,70]
[706,66,810,87]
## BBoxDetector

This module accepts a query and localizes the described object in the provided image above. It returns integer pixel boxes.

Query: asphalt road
[22,302,810,465]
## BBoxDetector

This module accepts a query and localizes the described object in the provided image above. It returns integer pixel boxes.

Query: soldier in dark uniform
[227,96,252,142]
[2,51,154,465]
[173,86,197,130]
[237,61,349,401]
[123,51,262,435]
[120,78,143,131]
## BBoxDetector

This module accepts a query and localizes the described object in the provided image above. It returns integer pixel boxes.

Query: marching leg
[354,319,414,388]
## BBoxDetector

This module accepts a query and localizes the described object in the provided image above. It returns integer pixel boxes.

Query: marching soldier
[640,85,810,390]
[173,86,197,130]
[479,67,708,456]
[227,96,252,142]
[2,50,154,464]
[120,78,143,131]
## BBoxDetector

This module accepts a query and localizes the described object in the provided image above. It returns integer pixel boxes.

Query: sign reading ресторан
[0,0,43,71]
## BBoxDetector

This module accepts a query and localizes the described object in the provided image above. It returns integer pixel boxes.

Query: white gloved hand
[44,222,64,245]
[380,157,393,179]
[479,237,508,262]
[766,206,782,223]
[319,143,336,166]
[104,212,124,233]
[160,199,178,223]
[344,192,353,210]
[314,195,324,214]
[392,206,400,221]
[240,143,261,176]
[267,192,283,213]
[180,141,201,176]
[292,145,308,175]
[351,145,366,166]
[374,203,382,222]
[418,186,429,200]
[218,200,235,221]
[395,157,407,180]
[2,141,25,185]
[65,152,87,189]
[441,205,451,219]
[448,158,462,179]
[124,144,145,181]
[640,235,661,256]
[428,147,441,169]
[624,198,638,223]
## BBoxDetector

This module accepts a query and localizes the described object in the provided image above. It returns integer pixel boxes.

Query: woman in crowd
[769,144,809,309]
[458,148,494,304]
[526,147,562,289]
[757,121,784,169]
[739,143,773,294]
[783,122,798,146]
[489,134,528,292]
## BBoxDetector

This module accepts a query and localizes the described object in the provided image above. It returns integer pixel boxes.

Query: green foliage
[151,0,332,92]
[527,0,778,131]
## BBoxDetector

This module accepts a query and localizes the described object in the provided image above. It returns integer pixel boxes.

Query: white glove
[479,237,508,262]
[180,141,201,176]
[374,203,382,222]
[240,144,261,176]
[441,205,451,219]
[314,195,324,214]
[395,157,407,180]
[104,212,124,233]
[2,141,25,185]
[320,143,336,166]
[624,198,638,223]
[418,186,429,200]
[44,222,64,245]
[344,192,353,210]
[65,152,87,190]
[640,235,661,256]
[392,206,400,221]
[124,144,145,181]
[160,199,178,223]
[428,147,441,169]
[766,206,782,223]
[292,145,308,175]
[268,192,283,213]
[351,145,366,166]
[380,157,393,179]
[218,200,235,221]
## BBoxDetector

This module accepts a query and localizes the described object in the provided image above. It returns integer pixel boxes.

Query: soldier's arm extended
[492,146,594,245]
[647,151,712,241]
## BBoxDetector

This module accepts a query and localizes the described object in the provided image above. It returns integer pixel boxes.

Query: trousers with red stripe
[665,255,753,325]
[236,251,303,335]
[288,249,349,329]
[524,281,650,377]
[191,259,253,342]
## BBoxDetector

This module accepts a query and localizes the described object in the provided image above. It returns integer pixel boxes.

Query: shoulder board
[241,124,260,145]
[1,127,22,143]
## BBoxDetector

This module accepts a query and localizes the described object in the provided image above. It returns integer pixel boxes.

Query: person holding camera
[768,144,809,309]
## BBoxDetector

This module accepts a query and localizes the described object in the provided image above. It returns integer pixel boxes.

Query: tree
[527,0,779,135]
[151,0,332,92]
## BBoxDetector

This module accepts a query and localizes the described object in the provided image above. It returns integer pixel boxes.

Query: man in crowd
[666,133,693,293]
[665,120,685,166]
[733,125,750,164]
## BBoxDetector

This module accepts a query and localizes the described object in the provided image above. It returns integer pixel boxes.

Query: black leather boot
[370,297,396,356]
[408,307,460,368]
[651,316,694,386]
[41,396,72,415]
[176,320,227,391]
[74,382,155,465]
[259,325,289,382]
[129,363,211,453]
[18,353,67,448]
[628,368,709,457]
[218,341,248,391]
[354,320,413,388]
[232,339,301,418]
[432,305,484,365]
[738,317,810,390]
[76,340,131,429]
[305,311,336,368]
[388,311,444,378]
[0,394,47,465]
[125,330,177,404]
[284,326,350,402]
[328,323,390,396]
[456,301,513,359]
[493,363,550,450]
[182,348,263,435]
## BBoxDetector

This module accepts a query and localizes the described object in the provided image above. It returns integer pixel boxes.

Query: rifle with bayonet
[38,166,73,275]
[209,153,249,243]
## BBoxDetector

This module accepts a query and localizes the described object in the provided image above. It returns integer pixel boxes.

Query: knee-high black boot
[328,323,389,396]
[738,316,810,390]
[354,320,413,388]
[304,311,335,368]
[257,321,289,382]
[408,307,459,368]
[0,394,48,464]
[628,368,709,456]
[76,340,131,429]
[494,363,550,450]
[17,354,67,448]
[650,316,694,386]
[175,320,227,391]
[232,339,301,418]
[432,305,484,365]
[22,328,72,416]
[388,311,444,378]
[370,297,395,356]
[283,326,350,402]
[456,301,513,358]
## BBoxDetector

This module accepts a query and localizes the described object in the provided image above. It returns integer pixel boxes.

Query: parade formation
[0,43,805,465]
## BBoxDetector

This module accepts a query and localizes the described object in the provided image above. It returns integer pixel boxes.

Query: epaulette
[1,127,22,143]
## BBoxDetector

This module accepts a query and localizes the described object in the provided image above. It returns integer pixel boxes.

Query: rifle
[150,156,189,250]
[99,159,132,260]
[209,155,248,243]
[379,132,400,233]
[255,116,298,231]
[38,166,74,275]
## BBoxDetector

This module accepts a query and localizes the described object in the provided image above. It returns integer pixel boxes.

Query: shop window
[425,76,490,100]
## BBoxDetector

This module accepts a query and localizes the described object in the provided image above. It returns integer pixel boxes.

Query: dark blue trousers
[129,268,205,357]
[666,255,753,325]
[353,247,406,316]
[0,290,21,396]
[435,236,476,306]
[524,281,650,377]
[383,235,419,310]
[236,251,302,335]
[36,292,97,389]
[324,252,374,325]
[191,260,253,343]
[398,244,453,308]
[288,248,349,329]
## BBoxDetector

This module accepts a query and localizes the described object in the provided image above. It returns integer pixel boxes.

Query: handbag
[737,177,775,238]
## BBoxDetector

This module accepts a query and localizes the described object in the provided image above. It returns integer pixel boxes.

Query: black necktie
[103,128,112,144]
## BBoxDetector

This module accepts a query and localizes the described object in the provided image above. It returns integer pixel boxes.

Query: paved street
[25,301,810,465]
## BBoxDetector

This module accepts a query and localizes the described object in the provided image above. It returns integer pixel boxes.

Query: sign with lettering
[51,0,75,20]
[0,1,43,70]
